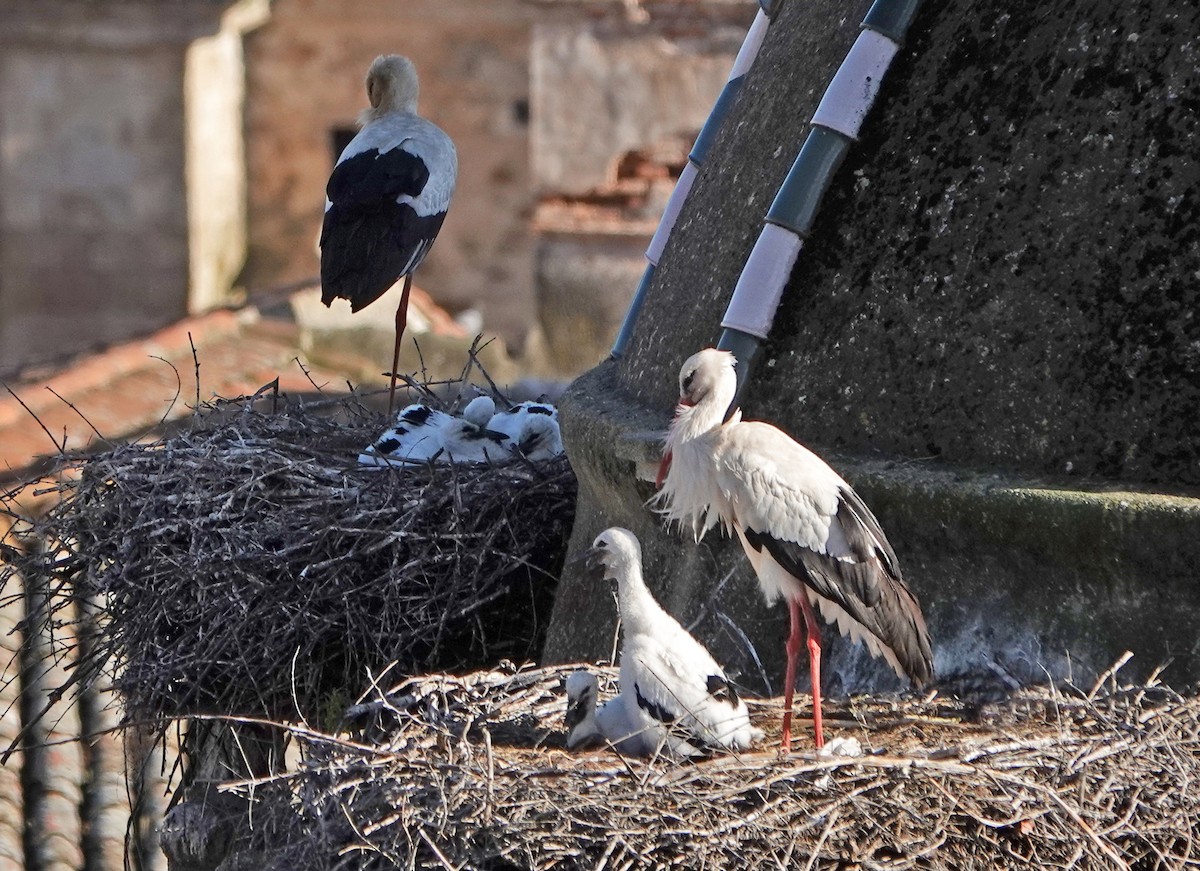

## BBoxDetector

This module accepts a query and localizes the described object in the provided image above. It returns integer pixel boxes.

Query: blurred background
[0,1,755,868]
[0,0,755,399]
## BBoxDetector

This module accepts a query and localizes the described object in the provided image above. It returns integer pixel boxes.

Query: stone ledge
[547,361,1200,690]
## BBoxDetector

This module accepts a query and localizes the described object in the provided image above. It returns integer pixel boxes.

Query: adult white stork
[584,527,761,758]
[654,349,933,752]
[320,54,457,414]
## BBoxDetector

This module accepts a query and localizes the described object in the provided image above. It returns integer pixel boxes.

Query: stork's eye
[682,371,696,392]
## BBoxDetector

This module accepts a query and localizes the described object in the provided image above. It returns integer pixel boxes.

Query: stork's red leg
[388,273,414,415]
[797,592,824,749]
[780,597,803,753]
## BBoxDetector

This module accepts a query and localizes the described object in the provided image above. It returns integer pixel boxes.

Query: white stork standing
[584,527,761,757]
[654,349,933,752]
[320,54,457,414]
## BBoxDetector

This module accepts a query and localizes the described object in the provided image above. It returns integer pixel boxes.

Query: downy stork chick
[320,55,457,414]
[563,669,643,754]
[488,401,564,461]
[588,527,761,758]
[655,348,933,752]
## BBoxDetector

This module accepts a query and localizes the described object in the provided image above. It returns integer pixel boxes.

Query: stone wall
[0,0,259,375]
[529,16,743,194]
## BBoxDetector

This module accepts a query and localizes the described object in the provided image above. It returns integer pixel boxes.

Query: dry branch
[0,390,576,741]
[219,663,1200,871]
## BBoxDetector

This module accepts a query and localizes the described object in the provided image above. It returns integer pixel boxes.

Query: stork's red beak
[656,451,672,489]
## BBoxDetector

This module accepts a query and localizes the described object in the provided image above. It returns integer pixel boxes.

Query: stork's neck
[666,398,737,453]
[360,73,419,125]
[570,706,598,744]
[615,561,662,637]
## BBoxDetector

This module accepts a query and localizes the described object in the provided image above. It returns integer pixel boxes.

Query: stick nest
[3,393,576,727]
[217,663,1200,870]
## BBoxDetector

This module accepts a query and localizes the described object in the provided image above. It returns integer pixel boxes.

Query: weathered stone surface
[549,363,1200,688]
[0,0,262,375]
[160,785,248,871]
[534,231,648,375]
[622,0,1200,487]
[530,20,746,195]
[548,0,1200,687]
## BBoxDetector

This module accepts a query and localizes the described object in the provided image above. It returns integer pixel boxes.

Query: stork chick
[585,527,761,758]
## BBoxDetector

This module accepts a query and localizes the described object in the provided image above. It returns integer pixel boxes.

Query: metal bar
[610,6,775,359]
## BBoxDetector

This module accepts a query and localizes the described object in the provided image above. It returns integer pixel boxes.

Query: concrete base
[545,361,1200,693]
[290,285,521,392]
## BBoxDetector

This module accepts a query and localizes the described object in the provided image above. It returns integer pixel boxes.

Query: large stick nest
[2,391,576,728]
[216,663,1200,870]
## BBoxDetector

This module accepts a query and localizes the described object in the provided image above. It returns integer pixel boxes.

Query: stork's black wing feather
[743,486,933,687]
[325,147,429,207]
[320,146,448,311]
[633,682,718,754]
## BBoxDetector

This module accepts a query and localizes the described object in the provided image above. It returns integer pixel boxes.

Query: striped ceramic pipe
[718,0,923,393]
[610,2,779,359]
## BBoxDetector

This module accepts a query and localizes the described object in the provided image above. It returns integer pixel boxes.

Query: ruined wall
[530,16,741,194]
[528,1,753,374]
[0,0,260,376]
[243,0,539,344]
[185,1,270,314]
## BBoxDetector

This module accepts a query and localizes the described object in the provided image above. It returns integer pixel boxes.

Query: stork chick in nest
[574,527,761,758]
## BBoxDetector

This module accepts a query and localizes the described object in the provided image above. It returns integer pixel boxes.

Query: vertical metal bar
[718,0,923,404]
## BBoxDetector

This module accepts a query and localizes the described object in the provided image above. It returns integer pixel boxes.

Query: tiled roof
[0,310,332,483]
[0,285,462,485]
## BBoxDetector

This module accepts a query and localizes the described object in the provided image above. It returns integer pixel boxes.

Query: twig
[2,383,65,454]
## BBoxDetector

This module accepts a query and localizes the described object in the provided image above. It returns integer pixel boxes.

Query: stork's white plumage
[563,670,644,755]
[320,54,458,414]
[585,527,761,758]
[654,349,933,752]
[358,403,508,466]
[461,395,497,428]
[487,401,564,461]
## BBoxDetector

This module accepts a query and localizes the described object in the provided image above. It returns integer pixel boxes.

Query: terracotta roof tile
[0,310,353,482]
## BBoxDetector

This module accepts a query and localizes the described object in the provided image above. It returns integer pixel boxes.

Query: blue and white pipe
[610,6,774,359]
[718,0,922,388]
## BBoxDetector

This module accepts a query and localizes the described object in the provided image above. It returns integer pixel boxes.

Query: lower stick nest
[11,394,576,727]
[216,663,1200,871]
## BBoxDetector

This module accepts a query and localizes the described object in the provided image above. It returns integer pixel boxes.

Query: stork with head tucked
[488,401,564,462]
[585,527,761,758]
[357,402,508,466]
[654,348,933,752]
[320,54,457,414]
